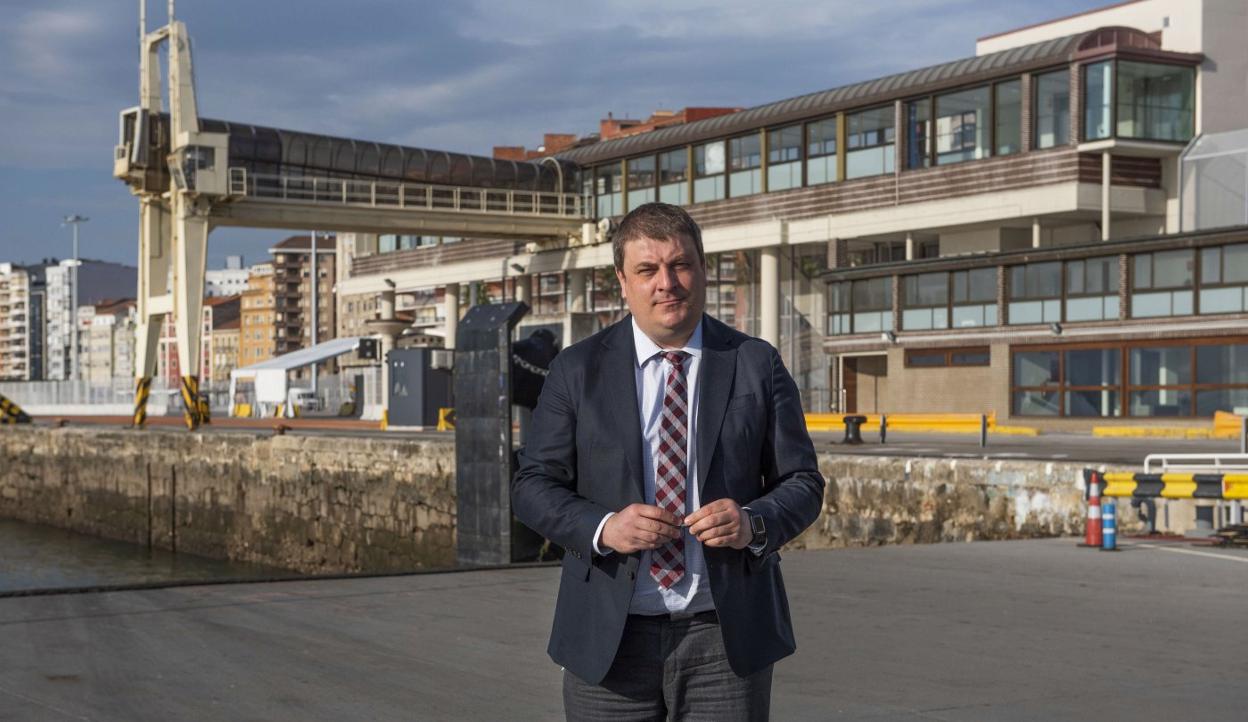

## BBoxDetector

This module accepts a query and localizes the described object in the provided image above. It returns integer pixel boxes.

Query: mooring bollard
[1101,498,1118,551]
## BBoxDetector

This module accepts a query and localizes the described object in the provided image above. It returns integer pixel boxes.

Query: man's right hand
[600,504,682,555]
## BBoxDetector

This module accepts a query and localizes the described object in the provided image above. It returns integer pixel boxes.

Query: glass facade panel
[658,149,688,205]
[1196,389,1248,416]
[1010,262,1062,299]
[1066,348,1120,387]
[1034,70,1070,149]
[953,268,996,303]
[1117,61,1195,141]
[767,125,802,191]
[728,134,762,198]
[994,79,1022,155]
[626,156,656,212]
[1199,287,1246,314]
[1196,343,1248,385]
[906,99,930,169]
[693,142,726,203]
[846,107,895,179]
[1015,351,1059,386]
[850,277,893,333]
[935,86,990,165]
[1067,390,1121,417]
[1084,61,1113,141]
[595,163,623,217]
[1015,390,1060,415]
[1130,389,1191,416]
[806,118,837,185]
[1130,347,1190,386]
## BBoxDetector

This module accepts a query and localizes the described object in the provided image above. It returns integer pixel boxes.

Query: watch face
[750,514,765,536]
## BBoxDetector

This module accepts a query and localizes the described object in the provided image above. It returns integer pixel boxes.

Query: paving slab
[1,539,1245,721]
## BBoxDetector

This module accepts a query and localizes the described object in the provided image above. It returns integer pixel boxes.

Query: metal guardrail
[231,168,592,220]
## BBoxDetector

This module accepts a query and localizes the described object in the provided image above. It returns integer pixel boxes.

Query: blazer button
[628,571,635,580]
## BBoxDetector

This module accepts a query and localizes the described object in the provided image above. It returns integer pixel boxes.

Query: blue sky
[0,0,1110,271]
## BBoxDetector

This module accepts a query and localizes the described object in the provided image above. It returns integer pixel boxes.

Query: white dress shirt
[592,318,715,615]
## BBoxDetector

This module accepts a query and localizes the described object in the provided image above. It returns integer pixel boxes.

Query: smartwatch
[744,507,767,555]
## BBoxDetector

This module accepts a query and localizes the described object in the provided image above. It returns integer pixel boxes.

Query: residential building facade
[44,259,137,380]
[84,299,137,384]
[239,263,276,367]
[0,264,42,381]
[156,295,240,388]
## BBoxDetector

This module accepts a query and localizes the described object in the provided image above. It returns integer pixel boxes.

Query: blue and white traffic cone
[1101,498,1118,551]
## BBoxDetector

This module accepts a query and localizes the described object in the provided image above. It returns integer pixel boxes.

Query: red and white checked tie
[651,350,689,589]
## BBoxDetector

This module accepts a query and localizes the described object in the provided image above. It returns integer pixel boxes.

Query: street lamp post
[63,215,89,382]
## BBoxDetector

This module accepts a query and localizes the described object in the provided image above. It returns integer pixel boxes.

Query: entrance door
[842,355,887,413]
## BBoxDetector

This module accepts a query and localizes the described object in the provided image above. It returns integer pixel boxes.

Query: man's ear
[615,268,628,301]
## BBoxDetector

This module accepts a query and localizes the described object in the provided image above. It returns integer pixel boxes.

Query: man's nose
[656,264,679,290]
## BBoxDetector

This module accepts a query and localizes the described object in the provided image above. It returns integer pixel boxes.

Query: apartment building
[44,259,136,380]
[239,263,276,367]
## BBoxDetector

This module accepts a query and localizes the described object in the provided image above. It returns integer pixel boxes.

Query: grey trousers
[563,613,773,722]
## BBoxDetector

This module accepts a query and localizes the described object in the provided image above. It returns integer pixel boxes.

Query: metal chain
[512,353,550,377]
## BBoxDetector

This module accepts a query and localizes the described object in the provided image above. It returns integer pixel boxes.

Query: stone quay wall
[0,427,1134,574]
[0,427,456,574]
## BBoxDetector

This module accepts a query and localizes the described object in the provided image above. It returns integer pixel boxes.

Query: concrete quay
[2,538,1245,721]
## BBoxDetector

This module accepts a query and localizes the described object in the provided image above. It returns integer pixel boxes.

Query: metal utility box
[387,348,453,428]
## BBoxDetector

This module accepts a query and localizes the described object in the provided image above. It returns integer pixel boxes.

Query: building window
[806,118,838,185]
[1084,61,1113,141]
[767,125,802,192]
[901,272,948,330]
[658,149,688,205]
[1117,61,1195,142]
[705,253,739,327]
[935,86,990,165]
[1132,249,1194,317]
[846,107,895,179]
[1012,340,1248,418]
[693,141,726,203]
[595,163,623,217]
[1008,262,1061,324]
[994,79,1022,156]
[1033,69,1070,149]
[1012,350,1060,415]
[951,267,998,327]
[828,276,893,335]
[728,134,762,198]
[1199,243,1248,314]
[905,346,991,368]
[905,98,930,170]
[1065,256,1120,321]
[626,156,656,212]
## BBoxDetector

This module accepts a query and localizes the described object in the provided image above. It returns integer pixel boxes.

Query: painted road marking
[1132,543,1248,565]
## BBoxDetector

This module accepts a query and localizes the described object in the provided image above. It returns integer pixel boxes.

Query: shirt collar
[631,315,704,368]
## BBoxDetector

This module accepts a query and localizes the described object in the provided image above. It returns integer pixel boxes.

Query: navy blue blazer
[511,314,825,684]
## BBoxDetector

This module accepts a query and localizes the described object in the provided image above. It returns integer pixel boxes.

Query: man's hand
[685,499,752,549]
[601,504,682,555]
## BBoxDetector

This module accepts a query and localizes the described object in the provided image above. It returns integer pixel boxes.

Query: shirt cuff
[592,512,616,556]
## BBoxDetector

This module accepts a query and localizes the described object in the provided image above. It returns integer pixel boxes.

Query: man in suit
[512,202,824,721]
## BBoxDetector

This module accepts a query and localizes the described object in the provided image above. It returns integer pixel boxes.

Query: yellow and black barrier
[1101,471,1248,500]
[0,394,31,424]
[132,377,152,427]
[179,375,201,431]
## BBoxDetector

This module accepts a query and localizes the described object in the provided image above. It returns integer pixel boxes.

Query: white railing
[233,168,592,220]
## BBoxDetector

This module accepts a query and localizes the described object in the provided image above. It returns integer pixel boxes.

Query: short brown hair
[612,202,705,272]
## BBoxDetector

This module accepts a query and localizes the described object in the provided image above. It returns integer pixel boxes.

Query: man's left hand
[685,499,751,549]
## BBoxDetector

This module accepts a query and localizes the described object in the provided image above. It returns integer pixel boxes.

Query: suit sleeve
[745,346,825,563]
[511,354,613,562]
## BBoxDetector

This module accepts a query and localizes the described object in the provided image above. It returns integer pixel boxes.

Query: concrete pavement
[2,538,1246,720]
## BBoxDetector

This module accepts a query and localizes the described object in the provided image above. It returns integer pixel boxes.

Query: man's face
[615,233,707,348]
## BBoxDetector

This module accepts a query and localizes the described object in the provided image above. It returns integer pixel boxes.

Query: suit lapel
[696,316,736,495]
[601,319,645,501]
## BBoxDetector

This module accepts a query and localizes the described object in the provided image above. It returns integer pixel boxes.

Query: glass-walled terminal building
[336,0,1248,427]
